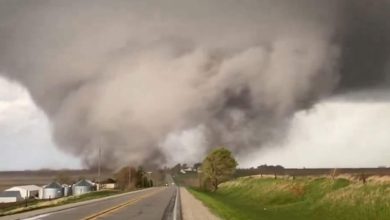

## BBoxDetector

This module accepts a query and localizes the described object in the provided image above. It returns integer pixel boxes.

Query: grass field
[188,176,390,220]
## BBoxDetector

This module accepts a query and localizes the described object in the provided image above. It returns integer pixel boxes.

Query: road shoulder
[180,187,220,220]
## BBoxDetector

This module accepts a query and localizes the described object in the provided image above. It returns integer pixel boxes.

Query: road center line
[82,188,164,220]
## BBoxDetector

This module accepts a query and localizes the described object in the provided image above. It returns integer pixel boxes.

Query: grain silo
[42,182,63,199]
[62,184,72,197]
[73,179,93,196]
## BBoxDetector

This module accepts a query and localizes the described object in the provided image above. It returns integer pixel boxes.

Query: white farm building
[5,185,41,199]
[0,191,23,203]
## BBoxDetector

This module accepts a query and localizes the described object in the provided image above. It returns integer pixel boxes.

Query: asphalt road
[21,187,178,220]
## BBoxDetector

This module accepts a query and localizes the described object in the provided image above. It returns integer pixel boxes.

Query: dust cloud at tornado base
[0,0,389,169]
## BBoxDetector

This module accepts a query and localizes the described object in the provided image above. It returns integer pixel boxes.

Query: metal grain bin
[73,179,93,196]
[42,182,63,199]
[63,184,72,197]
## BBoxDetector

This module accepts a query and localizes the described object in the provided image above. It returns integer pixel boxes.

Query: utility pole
[98,141,101,191]
[128,165,132,189]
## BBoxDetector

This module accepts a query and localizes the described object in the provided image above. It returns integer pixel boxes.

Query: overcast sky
[1,75,389,170]
[0,77,81,171]
[240,95,390,168]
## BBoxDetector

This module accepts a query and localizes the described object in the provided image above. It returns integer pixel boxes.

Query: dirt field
[0,170,112,191]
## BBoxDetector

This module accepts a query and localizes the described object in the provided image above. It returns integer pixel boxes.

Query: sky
[1,74,389,170]
[0,77,81,171]
[240,95,390,168]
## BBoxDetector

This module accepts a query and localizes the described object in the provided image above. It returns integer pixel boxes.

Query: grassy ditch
[0,190,124,216]
[188,176,390,220]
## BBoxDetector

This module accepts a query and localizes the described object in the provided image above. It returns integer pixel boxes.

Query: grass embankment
[189,176,390,220]
[0,190,123,216]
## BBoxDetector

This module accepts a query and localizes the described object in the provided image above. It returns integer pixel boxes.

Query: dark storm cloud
[0,0,388,168]
[337,0,390,90]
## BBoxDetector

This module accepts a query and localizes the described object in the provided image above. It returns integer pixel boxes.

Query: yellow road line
[82,188,163,220]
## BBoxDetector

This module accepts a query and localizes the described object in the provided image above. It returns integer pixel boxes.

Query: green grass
[0,190,124,216]
[188,176,390,220]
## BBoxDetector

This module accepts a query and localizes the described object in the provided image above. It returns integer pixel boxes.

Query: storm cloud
[0,0,389,168]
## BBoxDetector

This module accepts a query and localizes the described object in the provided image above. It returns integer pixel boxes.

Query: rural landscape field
[173,166,390,220]
[189,175,390,220]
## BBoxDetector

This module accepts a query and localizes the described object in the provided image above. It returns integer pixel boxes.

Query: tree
[115,166,137,190]
[171,163,182,174]
[193,162,202,170]
[55,171,73,184]
[143,176,149,187]
[201,147,238,191]
[136,166,146,188]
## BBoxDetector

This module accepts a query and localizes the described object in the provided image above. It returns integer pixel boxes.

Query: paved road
[16,187,178,220]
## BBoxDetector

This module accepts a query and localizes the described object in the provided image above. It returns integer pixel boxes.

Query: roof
[6,185,41,191]
[44,182,62,189]
[0,191,22,198]
[101,178,116,184]
[74,179,93,187]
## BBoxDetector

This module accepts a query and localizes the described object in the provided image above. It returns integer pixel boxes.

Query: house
[100,178,117,189]
[184,167,194,172]
[5,185,41,199]
[0,191,23,203]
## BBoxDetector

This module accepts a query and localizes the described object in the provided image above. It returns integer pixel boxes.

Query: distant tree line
[170,162,202,174]
[257,164,285,170]
[114,166,154,190]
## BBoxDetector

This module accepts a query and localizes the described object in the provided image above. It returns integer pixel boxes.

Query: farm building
[0,191,23,203]
[5,185,41,199]
[73,179,94,196]
[101,178,117,189]
[42,182,63,199]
